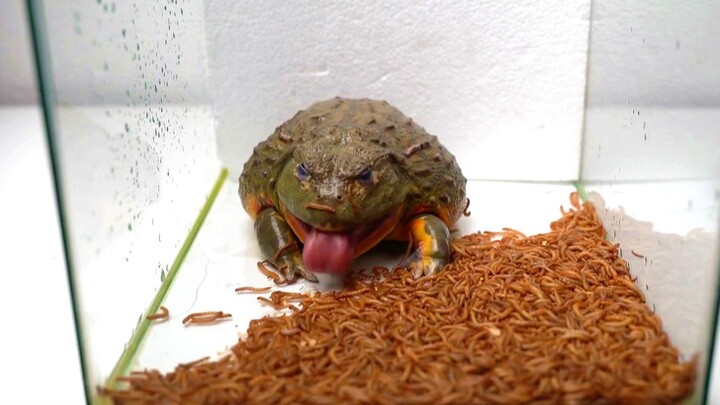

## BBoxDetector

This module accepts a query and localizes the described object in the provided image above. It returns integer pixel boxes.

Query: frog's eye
[296,163,310,181]
[356,167,373,186]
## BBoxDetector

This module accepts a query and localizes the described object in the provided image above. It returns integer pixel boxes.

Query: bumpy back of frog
[239,97,467,226]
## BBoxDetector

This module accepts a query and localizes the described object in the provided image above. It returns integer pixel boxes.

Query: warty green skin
[239,97,467,281]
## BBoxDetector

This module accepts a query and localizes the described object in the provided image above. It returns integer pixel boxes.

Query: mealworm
[402,141,429,157]
[146,306,169,321]
[257,260,282,283]
[272,241,298,261]
[235,286,272,293]
[304,202,336,213]
[182,311,232,325]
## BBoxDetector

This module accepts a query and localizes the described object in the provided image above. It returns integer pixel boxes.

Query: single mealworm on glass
[177,356,210,369]
[501,227,528,239]
[235,286,272,293]
[146,305,169,321]
[463,197,471,216]
[257,296,291,310]
[256,260,285,284]
[182,311,232,325]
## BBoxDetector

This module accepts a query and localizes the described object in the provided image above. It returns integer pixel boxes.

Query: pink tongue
[302,230,354,275]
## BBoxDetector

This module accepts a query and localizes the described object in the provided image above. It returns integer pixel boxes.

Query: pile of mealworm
[101,194,697,405]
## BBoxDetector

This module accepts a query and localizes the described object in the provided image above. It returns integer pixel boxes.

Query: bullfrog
[239,97,467,282]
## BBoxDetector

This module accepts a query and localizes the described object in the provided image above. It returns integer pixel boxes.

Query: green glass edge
[25,1,93,403]
[700,221,720,405]
[572,180,589,203]
[97,167,228,403]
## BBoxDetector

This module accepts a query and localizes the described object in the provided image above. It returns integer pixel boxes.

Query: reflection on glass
[28,0,220,396]
[582,0,720,402]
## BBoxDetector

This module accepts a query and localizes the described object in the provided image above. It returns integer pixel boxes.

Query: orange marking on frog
[411,217,435,258]
[245,195,274,219]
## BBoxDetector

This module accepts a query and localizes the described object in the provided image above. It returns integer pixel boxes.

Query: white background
[204,0,589,181]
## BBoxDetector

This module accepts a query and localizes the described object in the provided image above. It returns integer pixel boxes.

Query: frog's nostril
[336,195,343,201]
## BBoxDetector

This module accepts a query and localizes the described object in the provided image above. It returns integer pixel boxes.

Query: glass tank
[27,1,719,404]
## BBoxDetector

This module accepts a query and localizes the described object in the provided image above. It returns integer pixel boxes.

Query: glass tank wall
[581,0,720,401]
[27,0,719,404]
[28,0,222,399]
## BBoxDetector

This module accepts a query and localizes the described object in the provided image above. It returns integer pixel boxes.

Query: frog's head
[276,130,408,275]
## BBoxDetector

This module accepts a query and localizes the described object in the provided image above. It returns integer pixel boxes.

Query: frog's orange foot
[402,255,447,278]
[399,214,451,279]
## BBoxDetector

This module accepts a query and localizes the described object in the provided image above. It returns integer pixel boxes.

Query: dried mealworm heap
[101,194,696,405]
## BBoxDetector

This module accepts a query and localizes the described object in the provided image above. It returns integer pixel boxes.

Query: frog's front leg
[254,208,318,282]
[399,214,451,278]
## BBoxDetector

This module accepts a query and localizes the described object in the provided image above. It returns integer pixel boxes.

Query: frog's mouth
[281,204,405,275]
